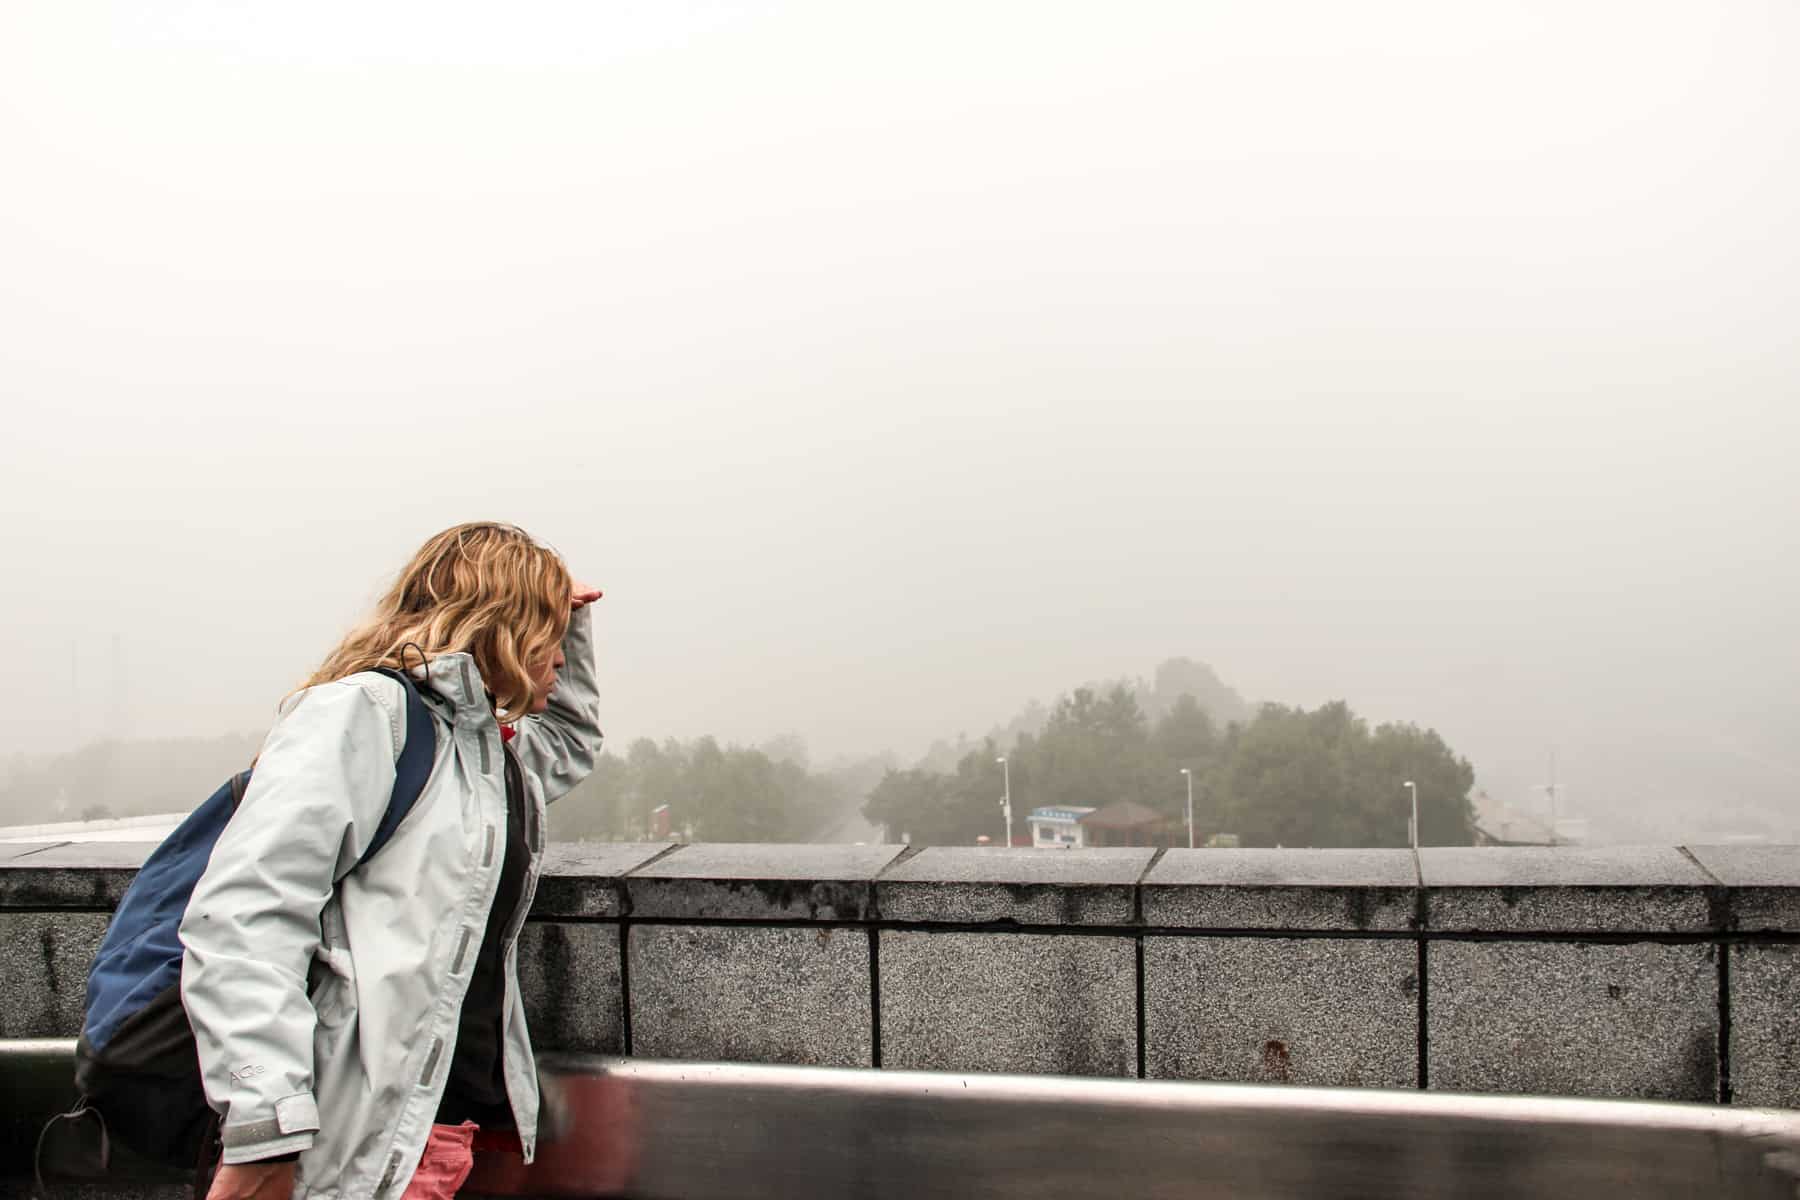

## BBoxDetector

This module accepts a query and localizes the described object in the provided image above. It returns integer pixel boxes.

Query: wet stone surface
[0,912,110,1038]
[629,924,872,1066]
[1143,849,1418,931]
[1729,942,1800,1108]
[1144,936,1418,1088]
[1685,844,1800,933]
[0,842,150,910]
[878,847,1153,925]
[880,930,1137,1077]
[1420,847,1717,933]
[529,842,673,919]
[626,843,904,921]
[516,921,623,1054]
[1427,940,1720,1101]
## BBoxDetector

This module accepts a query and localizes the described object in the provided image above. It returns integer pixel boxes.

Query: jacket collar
[413,651,497,724]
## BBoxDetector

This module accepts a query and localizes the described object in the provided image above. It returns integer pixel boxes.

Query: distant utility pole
[70,640,81,749]
[1535,749,1560,846]
[109,632,125,741]
[1180,767,1195,849]
[1403,780,1419,849]
[996,756,1013,848]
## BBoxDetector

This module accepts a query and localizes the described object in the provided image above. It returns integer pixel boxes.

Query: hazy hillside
[0,733,265,826]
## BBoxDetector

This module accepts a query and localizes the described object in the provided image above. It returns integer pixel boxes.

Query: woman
[179,522,603,1200]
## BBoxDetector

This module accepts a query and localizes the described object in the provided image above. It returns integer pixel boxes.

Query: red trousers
[399,1123,479,1199]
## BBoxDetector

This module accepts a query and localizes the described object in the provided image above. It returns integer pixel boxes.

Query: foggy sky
[4,1,1797,840]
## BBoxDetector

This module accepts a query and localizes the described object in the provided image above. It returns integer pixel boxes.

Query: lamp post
[997,756,1013,849]
[1403,780,1419,849]
[1179,767,1195,849]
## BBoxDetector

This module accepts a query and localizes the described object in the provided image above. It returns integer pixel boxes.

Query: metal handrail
[10,1041,1800,1198]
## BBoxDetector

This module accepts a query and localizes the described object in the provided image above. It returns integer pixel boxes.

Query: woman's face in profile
[526,642,566,714]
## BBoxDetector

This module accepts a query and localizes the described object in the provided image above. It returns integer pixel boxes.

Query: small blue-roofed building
[1027,805,1097,849]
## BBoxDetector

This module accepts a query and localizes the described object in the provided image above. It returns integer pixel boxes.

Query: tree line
[544,735,891,843]
[4,656,1476,849]
[862,685,1476,848]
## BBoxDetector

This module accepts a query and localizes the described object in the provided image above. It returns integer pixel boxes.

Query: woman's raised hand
[571,582,603,610]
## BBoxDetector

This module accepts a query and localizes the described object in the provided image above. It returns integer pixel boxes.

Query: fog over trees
[861,679,1473,850]
[4,656,1478,852]
[3,3,1796,848]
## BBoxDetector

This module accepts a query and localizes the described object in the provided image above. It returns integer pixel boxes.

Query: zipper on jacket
[495,742,547,1149]
[499,746,539,947]
[482,826,496,867]
[507,744,541,853]
[478,732,491,773]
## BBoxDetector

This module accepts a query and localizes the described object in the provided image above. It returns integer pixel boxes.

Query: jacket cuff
[220,1094,320,1164]
[221,1131,315,1165]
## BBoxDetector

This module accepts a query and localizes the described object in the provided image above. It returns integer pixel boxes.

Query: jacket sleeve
[509,604,603,804]
[179,677,404,1164]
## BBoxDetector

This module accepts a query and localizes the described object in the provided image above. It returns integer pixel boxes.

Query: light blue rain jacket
[179,607,601,1199]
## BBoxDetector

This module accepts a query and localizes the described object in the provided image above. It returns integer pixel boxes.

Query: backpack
[57,667,438,1172]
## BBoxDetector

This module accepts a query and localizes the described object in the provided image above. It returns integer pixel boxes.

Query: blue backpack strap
[362,667,438,867]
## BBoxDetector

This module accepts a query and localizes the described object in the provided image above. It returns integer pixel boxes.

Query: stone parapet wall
[4,841,1797,1107]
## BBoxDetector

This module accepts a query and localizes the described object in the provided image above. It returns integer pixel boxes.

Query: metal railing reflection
[11,1042,1800,1198]
[474,1055,1800,1199]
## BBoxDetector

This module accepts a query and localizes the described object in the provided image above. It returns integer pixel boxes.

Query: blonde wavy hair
[300,522,572,721]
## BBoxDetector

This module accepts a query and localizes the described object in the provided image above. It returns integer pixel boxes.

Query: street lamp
[997,756,1013,849]
[1179,768,1195,849]
[1403,780,1419,849]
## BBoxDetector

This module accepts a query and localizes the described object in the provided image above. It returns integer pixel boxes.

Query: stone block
[1420,847,1717,932]
[1144,936,1417,1087]
[0,913,109,1038]
[516,922,623,1054]
[530,842,673,919]
[629,924,871,1065]
[1685,844,1800,933]
[879,931,1136,1076]
[0,842,150,910]
[1729,942,1800,1108]
[1143,849,1418,931]
[0,841,65,861]
[1427,940,1720,1100]
[877,847,1153,925]
[626,843,904,921]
